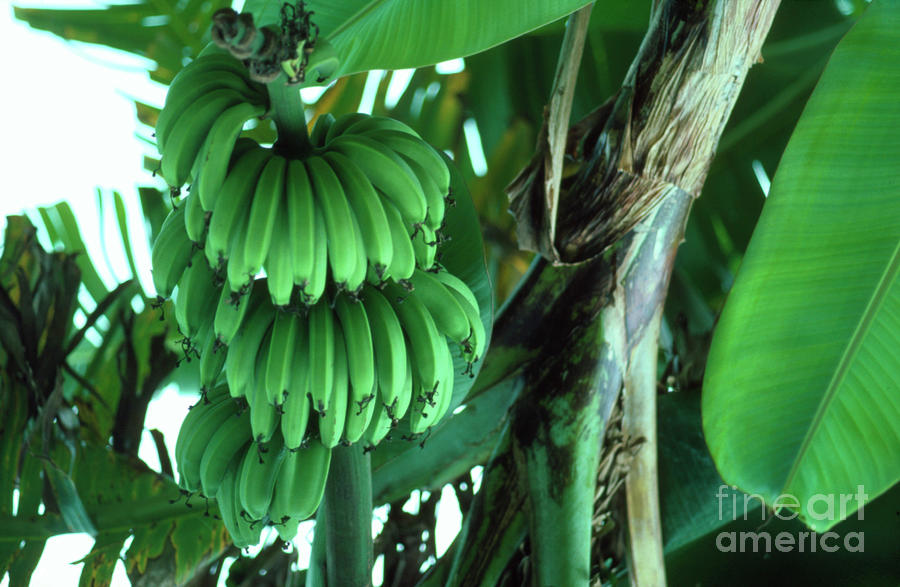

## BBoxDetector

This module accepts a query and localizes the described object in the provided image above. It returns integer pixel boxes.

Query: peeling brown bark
[509,0,780,266]
[497,1,781,585]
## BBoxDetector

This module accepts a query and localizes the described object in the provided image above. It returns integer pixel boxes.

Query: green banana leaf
[37,202,109,304]
[0,443,229,586]
[13,0,231,83]
[702,0,900,533]
[244,0,593,77]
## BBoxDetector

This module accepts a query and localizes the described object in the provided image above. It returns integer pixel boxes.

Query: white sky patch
[463,118,489,176]
[435,58,465,75]
[358,70,386,114]
[470,466,484,493]
[300,82,332,105]
[751,159,771,197]
[384,68,415,110]
[138,383,196,476]
[434,485,462,557]
[372,553,385,586]
[402,489,421,515]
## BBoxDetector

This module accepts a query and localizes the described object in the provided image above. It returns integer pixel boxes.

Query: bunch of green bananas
[151,48,485,547]
[173,386,330,548]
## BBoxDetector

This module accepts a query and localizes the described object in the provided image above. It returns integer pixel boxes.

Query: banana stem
[306,508,327,587]
[267,80,313,157]
[322,443,373,587]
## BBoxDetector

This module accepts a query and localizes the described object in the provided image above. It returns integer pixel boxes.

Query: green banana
[342,386,376,445]
[409,344,454,434]
[381,281,444,394]
[412,222,438,269]
[237,432,287,520]
[309,113,336,147]
[333,294,376,407]
[281,317,311,449]
[380,199,416,281]
[329,133,428,224]
[273,515,300,543]
[174,387,233,492]
[244,153,287,276]
[307,300,335,416]
[323,150,394,276]
[197,404,252,497]
[205,145,271,269]
[213,280,259,346]
[151,203,193,299]
[392,351,415,423]
[268,442,331,520]
[214,457,242,545]
[174,250,218,341]
[317,326,348,449]
[434,269,486,361]
[397,153,445,230]
[264,207,294,307]
[183,190,208,244]
[195,104,266,211]
[199,330,227,392]
[408,269,470,343]
[175,386,229,478]
[248,328,279,443]
[306,155,360,289]
[160,88,245,187]
[342,114,419,138]
[156,54,264,151]
[225,214,254,293]
[285,159,317,294]
[324,112,370,145]
[361,128,450,195]
[364,398,393,447]
[301,204,329,305]
[345,205,368,293]
[264,310,298,406]
[359,285,407,410]
[225,298,273,400]
[216,456,262,548]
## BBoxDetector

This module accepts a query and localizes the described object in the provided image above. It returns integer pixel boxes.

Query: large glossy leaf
[703,0,900,532]
[245,0,592,77]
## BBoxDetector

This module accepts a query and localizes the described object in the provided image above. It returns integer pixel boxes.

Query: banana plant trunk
[437,1,780,585]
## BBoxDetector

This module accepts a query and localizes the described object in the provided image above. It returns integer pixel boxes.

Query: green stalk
[306,508,327,587]
[266,80,313,158]
[321,443,373,587]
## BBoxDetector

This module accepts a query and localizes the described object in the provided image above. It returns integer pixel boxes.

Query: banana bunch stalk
[153,40,485,549]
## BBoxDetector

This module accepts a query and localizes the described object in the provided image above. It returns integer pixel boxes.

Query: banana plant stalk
[267,78,313,157]
[320,443,374,586]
